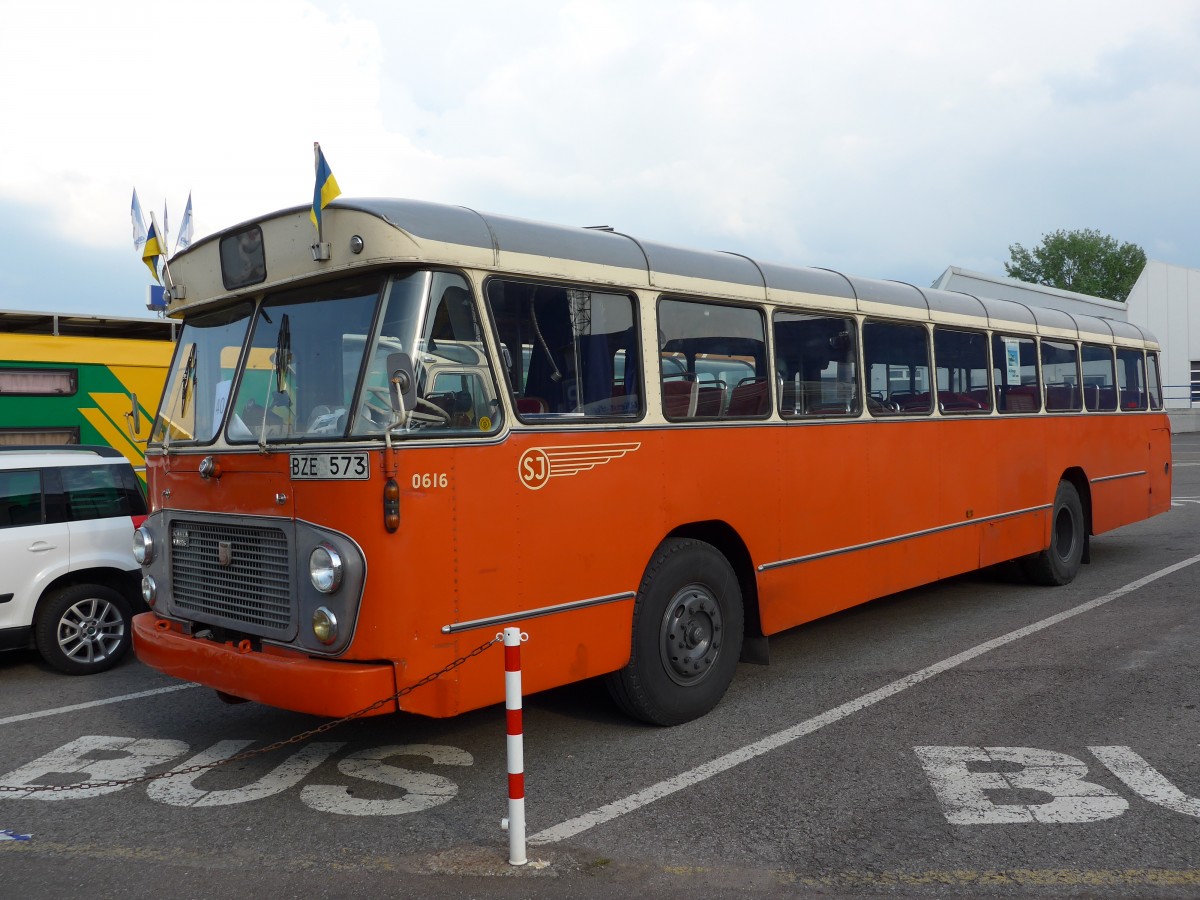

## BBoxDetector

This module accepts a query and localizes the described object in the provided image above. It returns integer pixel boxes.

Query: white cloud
[1,0,1199,314]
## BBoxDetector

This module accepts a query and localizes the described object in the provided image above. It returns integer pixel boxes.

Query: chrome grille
[170,520,291,631]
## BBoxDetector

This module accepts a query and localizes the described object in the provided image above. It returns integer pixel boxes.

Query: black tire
[34,584,132,675]
[605,538,744,725]
[1021,481,1085,586]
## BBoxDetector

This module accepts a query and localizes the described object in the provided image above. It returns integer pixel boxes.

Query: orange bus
[131,198,1172,725]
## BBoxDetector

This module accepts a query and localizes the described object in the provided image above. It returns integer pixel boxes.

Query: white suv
[0,446,147,674]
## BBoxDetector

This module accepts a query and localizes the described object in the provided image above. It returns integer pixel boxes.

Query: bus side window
[657,297,767,421]
[933,327,991,414]
[863,320,931,415]
[1040,339,1081,412]
[1116,348,1148,410]
[992,334,1040,413]
[486,279,641,421]
[774,312,859,417]
[1148,352,1163,410]
[1081,343,1118,411]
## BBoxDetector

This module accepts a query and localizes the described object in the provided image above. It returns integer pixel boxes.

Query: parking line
[0,683,198,727]
[529,551,1200,845]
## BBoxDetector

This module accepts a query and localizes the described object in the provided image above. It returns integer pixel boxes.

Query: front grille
[170,520,292,632]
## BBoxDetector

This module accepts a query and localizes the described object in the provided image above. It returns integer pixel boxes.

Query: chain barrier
[0,634,502,795]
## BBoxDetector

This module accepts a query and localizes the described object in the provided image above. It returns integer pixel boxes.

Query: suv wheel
[35,584,132,675]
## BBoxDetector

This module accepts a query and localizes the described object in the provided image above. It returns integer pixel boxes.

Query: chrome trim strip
[1090,470,1146,484]
[758,504,1053,573]
[441,591,636,634]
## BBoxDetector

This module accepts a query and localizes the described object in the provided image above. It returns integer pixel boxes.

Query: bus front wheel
[1022,481,1085,586]
[605,538,744,726]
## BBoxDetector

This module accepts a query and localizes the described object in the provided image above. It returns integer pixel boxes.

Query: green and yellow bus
[0,310,176,476]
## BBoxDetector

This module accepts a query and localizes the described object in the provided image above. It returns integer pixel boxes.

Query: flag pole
[314,142,323,246]
[150,210,178,291]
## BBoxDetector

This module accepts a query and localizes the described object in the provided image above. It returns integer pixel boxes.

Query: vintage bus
[131,199,1171,726]
[0,310,176,476]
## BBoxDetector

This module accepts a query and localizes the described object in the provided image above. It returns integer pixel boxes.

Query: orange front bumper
[133,613,398,718]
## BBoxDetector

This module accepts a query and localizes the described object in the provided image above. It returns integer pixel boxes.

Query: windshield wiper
[275,313,291,392]
[259,312,292,452]
[163,343,197,453]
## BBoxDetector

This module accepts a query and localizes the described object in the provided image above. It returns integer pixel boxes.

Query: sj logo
[517,443,641,491]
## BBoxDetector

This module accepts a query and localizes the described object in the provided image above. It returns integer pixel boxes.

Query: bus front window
[151,303,253,445]
[351,272,503,437]
[227,276,382,443]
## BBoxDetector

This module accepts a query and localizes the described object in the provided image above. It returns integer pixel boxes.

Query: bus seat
[1002,385,1039,411]
[662,379,698,417]
[937,392,984,412]
[516,396,548,415]
[726,377,769,416]
[895,392,931,412]
[1045,385,1079,411]
[694,382,725,417]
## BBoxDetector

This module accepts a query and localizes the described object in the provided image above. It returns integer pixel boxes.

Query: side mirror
[125,393,146,443]
[386,352,416,414]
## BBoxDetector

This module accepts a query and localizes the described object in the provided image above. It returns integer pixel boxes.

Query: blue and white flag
[176,192,194,252]
[131,189,147,251]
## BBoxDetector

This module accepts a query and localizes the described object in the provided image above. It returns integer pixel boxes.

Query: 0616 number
[412,473,449,489]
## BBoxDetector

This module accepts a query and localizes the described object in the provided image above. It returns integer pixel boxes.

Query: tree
[1004,228,1147,302]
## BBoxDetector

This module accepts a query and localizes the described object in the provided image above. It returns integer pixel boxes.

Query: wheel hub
[659,586,723,685]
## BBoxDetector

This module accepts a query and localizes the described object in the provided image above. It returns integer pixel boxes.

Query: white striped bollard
[501,627,527,865]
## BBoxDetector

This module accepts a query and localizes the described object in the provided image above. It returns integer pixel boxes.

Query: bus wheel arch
[1022,476,1087,586]
[1061,466,1093,564]
[666,519,763,645]
[604,535,746,725]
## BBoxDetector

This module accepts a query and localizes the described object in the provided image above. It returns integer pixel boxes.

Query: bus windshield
[152,302,253,445]
[151,270,503,447]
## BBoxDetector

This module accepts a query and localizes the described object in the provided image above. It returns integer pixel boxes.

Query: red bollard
[501,627,527,865]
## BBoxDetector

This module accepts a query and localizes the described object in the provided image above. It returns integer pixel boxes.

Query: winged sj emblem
[518,442,642,491]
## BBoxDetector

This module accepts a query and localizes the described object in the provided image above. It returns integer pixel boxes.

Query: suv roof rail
[0,444,124,458]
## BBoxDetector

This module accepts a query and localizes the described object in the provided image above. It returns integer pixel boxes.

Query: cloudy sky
[2,0,1198,319]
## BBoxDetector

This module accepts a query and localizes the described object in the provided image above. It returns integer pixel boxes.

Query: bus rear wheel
[605,538,744,726]
[1022,481,1085,586]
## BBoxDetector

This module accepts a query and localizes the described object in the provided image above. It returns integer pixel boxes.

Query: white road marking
[1091,746,1200,818]
[913,746,1128,823]
[0,683,198,727]
[529,552,1200,845]
[145,740,344,808]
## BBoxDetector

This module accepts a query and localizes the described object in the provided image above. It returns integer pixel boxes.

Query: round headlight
[133,527,154,565]
[141,575,157,605]
[312,606,338,644]
[309,543,343,594]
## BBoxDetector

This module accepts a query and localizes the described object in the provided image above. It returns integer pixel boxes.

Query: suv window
[0,470,43,528]
[60,464,145,521]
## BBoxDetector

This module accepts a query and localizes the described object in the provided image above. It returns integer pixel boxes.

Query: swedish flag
[142,218,163,283]
[310,144,341,233]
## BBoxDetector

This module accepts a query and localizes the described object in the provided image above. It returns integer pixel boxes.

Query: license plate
[289,452,370,480]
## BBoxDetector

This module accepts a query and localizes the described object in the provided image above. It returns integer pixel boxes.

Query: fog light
[133,527,154,565]
[309,543,343,593]
[312,606,338,644]
[141,575,157,606]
